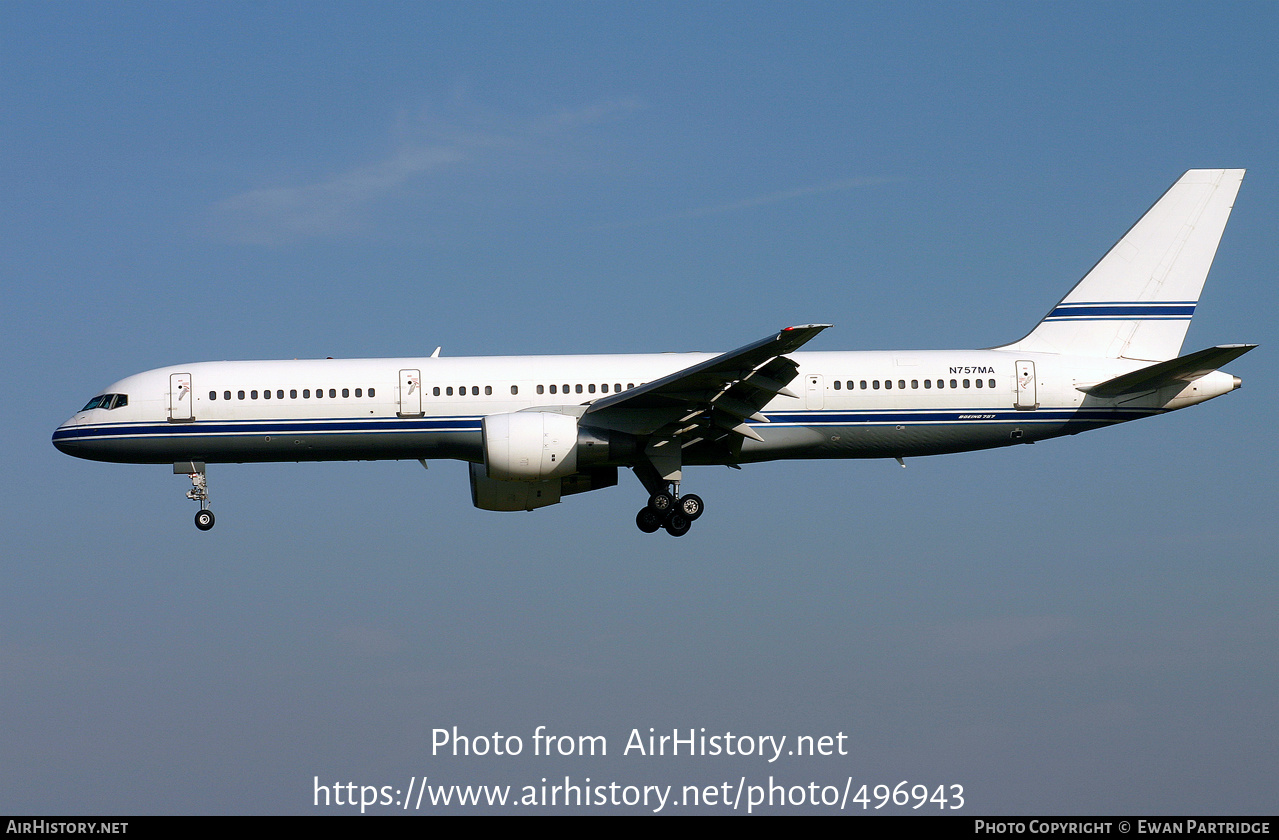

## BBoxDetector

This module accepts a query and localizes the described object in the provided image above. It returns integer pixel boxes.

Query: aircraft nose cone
[52,420,83,456]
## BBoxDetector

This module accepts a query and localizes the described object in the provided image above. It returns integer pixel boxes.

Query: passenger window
[988,379,995,389]
[264,390,272,399]
[911,380,918,389]
[209,391,217,400]
[433,387,440,396]
[873,380,880,390]
[615,384,622,391]
[963,379,970,388]
[833,380,841,390]
[537,385,545,394]
[950,379,958,388]
[290,389,297,399]
[446,387,454,396]
[329,389,336,398]
[975,378,983,388]
[251,390,258,399]
[898,380,905,389]
[549,385,557,394]
[342,388,350,398]
[575,384,583,394]
[303,389,310,398]
[510,385,518,395]
[924,380,932,389]
[355,388,362,398]
[473,386,480,396]
[885,380,892,390]
[588,384,596,394]
[368,388,375,397]
[601,384,609,393]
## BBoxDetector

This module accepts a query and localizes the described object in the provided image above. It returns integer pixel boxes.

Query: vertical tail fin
[998,169,1244,361]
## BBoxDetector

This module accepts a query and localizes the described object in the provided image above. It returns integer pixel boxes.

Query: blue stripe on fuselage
[52,406,1159,447]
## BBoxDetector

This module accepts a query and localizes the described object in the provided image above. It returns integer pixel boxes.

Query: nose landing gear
[175,461,215,531]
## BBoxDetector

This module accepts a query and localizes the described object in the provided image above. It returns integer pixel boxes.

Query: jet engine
[472,411,632,511]
[469,462,618,511]
[481,411,632,481]
[482,411,581,480]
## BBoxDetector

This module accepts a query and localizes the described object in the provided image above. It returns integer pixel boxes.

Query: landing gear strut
[635,483,705,537]
[632,443,704,536]
[176,461,215,531]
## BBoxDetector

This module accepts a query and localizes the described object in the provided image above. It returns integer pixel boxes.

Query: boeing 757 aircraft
[54,170,1254,536]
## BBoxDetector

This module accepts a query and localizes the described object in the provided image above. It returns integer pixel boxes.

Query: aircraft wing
[582,324,830,447]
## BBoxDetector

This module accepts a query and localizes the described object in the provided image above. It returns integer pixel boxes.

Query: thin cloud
[207,98,644,245]
[209,145,466,244]
[671,176,897,220]
[596,175,898,230]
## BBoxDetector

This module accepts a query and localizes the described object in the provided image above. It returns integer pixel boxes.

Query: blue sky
[2,2,1275,814]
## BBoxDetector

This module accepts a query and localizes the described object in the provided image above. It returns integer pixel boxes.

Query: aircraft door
[169,373,193,421]
[1015,361,1037,410]
[806,374,825,410]
[398,369,423,417]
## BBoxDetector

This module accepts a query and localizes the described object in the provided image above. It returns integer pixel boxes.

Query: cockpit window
[80,393,128,411]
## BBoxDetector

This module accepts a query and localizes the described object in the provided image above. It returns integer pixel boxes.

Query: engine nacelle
[483,411,581,481]
[482,411,631,481]
[469,463,618,511]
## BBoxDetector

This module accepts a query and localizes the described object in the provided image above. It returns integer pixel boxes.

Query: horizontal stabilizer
[1080,344,1256,398]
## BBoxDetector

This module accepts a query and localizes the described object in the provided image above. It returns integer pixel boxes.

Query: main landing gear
[635,487,704,537]
[176,461,215,531]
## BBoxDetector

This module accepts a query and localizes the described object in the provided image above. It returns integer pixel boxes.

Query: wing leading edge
[583,320,828,434]
[582,324,830,451]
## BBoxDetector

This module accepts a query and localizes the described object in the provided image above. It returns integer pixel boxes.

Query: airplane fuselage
[51,170,1253,535]
[52,348,1239,468]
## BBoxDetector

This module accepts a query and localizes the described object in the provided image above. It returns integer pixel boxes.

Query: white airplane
[54,169,1254,536]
